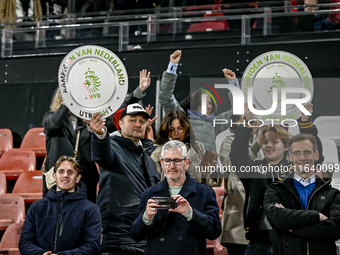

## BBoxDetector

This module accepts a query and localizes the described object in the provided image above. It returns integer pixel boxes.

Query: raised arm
[229,104,259,179]
[159,50,185,114]
[298,103,324,165]
[214,68,240,136]
[90,113,116,169]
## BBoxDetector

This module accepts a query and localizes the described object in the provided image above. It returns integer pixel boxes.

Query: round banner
[241,50,313,123]
[58,45,128,120]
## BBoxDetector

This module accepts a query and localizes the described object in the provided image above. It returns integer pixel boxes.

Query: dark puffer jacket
[91,132,160,254]
[264,174,340,255]
[19,182,101,255]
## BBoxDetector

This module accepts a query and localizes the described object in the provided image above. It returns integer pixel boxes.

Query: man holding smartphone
[131,140,221,255]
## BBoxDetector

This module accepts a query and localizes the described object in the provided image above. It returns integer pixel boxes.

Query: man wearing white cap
[90,103,160,255]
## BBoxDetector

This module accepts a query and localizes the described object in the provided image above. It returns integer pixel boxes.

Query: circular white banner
[58,45,128,120]
[241,50,313,123]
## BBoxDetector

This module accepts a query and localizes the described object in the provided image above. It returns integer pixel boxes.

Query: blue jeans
[245,241,273,255]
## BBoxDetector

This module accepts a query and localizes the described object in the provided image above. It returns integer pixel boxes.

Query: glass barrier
[1,1,340,58]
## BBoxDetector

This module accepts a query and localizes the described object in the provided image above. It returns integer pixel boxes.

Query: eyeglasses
[162,158,186,166]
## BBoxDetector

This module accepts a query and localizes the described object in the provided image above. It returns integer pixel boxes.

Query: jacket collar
[47,181,88,202]
[281,172,330,190]
[153,172,197,198]
[63,113,86,138]
[112,132,155,153]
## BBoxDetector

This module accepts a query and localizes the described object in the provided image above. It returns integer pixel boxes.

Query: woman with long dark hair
[151,109,211,185]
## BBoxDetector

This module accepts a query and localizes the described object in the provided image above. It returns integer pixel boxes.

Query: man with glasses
[264,133,340,255]
[19,156,101,255]
[131,140,221,255]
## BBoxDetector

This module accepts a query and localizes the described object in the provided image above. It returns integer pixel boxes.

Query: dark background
[1,40,339,145]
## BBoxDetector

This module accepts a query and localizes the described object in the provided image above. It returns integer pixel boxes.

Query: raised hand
[222,68,236,81]
[145,104,158,129]
[139,69,151,92]
[301,103,313,122]
[89,113,106,136]
[170,50,182,64]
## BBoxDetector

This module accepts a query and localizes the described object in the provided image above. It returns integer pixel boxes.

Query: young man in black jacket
[229,103,324,255]
[19,156,101,255]
[264,133,340,255]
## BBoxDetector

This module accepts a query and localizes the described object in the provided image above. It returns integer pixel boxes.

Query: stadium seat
[314,116,340,147]
[0,129,13,158]
[0,223,23,255]
[0,149,36,181]
[0,173,6,195]
[0,195,25,231]
[10,171,43,204]
[321,138,339,165]
[20,127,47,157]
[188,21,226,32]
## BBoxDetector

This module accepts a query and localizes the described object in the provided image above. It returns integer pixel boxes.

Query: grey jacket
[159,71,238,152]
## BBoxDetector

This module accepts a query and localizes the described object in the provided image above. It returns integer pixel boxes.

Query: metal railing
[1,1,340,58]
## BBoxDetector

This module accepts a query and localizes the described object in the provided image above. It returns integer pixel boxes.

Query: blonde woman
[42,88,99,203]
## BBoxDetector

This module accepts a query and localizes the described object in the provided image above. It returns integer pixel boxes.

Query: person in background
[131,140,221,255]
[151,109,209,185]
[19,156,101,255]
[219,114,264,255]
[0,0,43,40]
[264,133,340,255]
[304,0,340,30]
[159,49,239,153]
[40,0,67,39]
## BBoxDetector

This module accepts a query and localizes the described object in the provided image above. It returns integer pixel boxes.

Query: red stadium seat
[0,223,23,255]
[0,129,13,159]
[20,127,47,157]
[188,21,226,32]
[0,195,25,231]
[0,173,6,195]
[10,171,43,204]
[0,149,36,181]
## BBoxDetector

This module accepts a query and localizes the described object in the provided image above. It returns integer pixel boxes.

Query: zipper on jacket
[53,195,64,253]
[59,215,66,236]
[306,179,332,210]
[307,241,309,255]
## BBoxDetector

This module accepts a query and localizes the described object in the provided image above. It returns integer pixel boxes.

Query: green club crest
[83,68,101,96]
